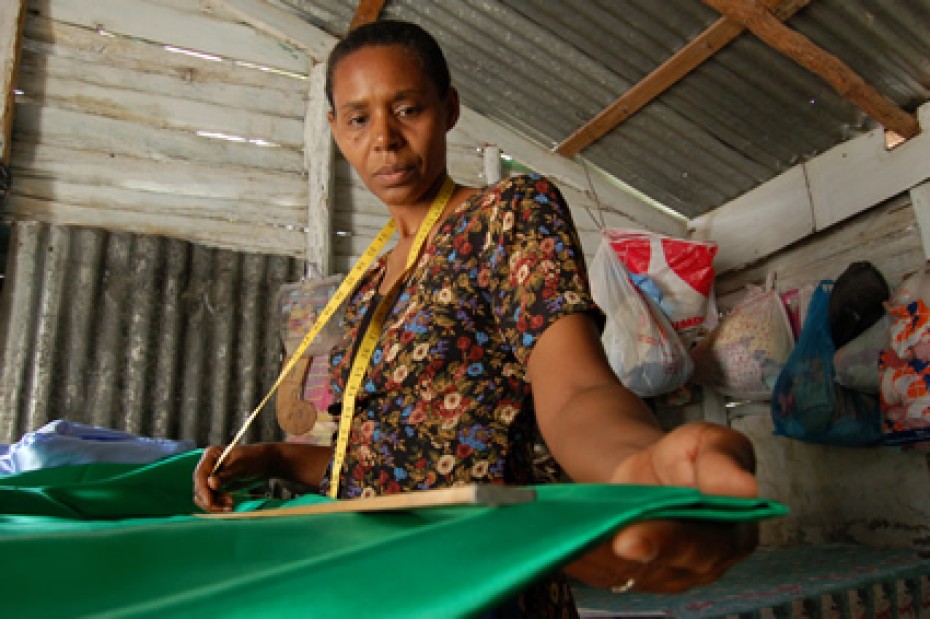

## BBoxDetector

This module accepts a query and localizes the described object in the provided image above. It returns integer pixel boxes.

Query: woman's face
[327,45,458,208]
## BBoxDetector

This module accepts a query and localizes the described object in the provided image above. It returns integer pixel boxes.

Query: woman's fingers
[567,517,758,594]
[562,541,647,590]
[192,446,235,513]
[611,519,758,589]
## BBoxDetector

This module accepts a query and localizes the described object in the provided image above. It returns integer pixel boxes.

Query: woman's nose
[372,112,402,150]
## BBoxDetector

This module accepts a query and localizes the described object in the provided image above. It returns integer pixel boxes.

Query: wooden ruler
[196,484,536,520]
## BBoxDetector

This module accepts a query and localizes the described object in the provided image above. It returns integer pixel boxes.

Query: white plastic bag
[834,314,890,394]
[276,274,345,357]
[690,286,795,401]
[589,235,693,397]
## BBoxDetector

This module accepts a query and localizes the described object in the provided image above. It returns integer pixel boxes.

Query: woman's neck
[387,174,453,239]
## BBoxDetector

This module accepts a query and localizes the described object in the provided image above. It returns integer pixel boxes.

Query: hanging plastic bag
[878,261,930,445]
[275,273,345,444]
[780,283,817,341]
[602,229,718,338]
[771,281,882,445]
[276,273,346,358]
[833,314,890,394]
[589,235,693,397]
[690,286,795,401]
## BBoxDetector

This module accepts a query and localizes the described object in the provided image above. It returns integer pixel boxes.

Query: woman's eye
[397,106,420,118]
[347,115,367,127]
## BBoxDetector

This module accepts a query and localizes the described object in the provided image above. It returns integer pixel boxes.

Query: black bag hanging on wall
[828,261,890,349]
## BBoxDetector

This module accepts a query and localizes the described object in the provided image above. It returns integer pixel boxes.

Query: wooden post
[910,181,930,261]
[0,0,27,167]
[305,60,334,276]
[483,145,501,186]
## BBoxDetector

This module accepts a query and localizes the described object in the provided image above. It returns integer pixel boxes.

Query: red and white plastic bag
[603,229,718,339]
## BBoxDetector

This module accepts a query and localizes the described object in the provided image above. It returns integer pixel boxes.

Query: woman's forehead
[334,45,426,79]
[332,45,432,94]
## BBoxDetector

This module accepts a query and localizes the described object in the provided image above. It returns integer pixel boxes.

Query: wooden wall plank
[12,177,303,228]
[208,0,338,62]
[689,166,814,273]
[691,102,930,274]
[19,48,305,118]
[715,194,923,305]
[16,66,304,147]
[1,0,26,164]
[14,104,304,173]
[13,143,305,206]
[31,0,308,74]
[24,16,302,93]
[807,104,930,230]
[9,194,304,256]
[910,181,930,260]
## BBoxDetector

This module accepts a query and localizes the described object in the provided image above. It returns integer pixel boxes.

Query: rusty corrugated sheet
[0,221,302,446]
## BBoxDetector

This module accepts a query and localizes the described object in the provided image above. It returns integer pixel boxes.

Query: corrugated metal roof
[279,0,930,218]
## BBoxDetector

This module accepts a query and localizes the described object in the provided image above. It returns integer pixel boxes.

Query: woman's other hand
[565,422,759,593]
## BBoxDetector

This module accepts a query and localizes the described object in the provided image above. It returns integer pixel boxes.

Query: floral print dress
[323,174,597,618]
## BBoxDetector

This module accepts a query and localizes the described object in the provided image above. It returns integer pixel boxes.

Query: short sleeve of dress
[481,174,598,369]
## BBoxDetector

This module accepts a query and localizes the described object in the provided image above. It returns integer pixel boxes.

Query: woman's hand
[192,444,277,513]
[564,422,759,593]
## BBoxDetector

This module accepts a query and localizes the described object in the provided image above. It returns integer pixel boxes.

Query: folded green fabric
[0,450,787,618]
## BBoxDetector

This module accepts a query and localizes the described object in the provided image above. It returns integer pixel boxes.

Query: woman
[194,20,759,617]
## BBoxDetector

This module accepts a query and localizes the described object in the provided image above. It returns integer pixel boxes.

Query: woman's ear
[445,86,460,132]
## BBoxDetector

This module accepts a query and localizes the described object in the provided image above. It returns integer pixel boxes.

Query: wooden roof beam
[349,0,387,31]
[703,0,920,139]
[554,0,809,157]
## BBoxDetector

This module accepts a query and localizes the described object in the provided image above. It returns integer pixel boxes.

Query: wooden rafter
[349,0,387,31]
[554,0,808,157]
[703,0,919,139]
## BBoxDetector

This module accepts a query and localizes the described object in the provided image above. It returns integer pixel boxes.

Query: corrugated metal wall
[0,221,301,446]
[0,0,318,446]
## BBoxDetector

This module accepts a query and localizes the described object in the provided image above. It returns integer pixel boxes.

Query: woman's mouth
[373,164,415,187]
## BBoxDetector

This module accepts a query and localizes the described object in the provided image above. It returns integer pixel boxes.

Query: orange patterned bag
[879,262,930,445]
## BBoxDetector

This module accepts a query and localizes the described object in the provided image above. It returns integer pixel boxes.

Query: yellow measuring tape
[213,177,456,490]
[330,176,455,497]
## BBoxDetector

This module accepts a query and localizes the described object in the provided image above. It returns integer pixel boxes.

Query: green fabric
[1,450,787,618]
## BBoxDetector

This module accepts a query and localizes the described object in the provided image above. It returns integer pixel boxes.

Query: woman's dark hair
[325,20,451,110]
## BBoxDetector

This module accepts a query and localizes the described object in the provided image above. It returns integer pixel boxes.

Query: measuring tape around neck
[329,176,456,498]
[212,176,456,480]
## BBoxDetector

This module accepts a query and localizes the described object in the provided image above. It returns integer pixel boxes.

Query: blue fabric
[0,420,195,475]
